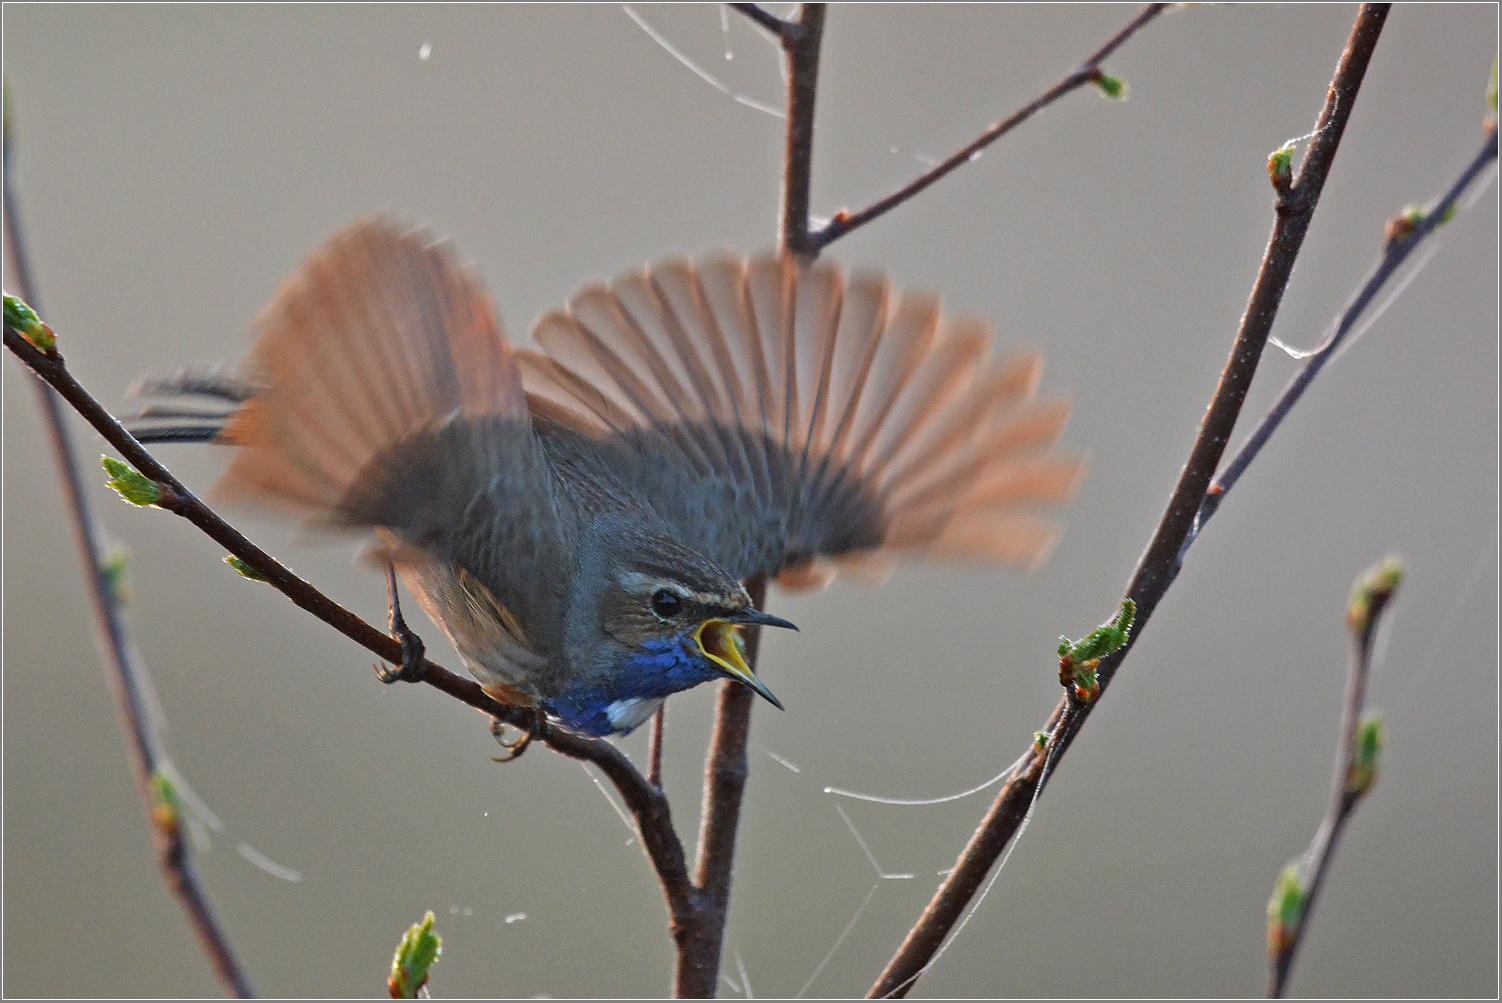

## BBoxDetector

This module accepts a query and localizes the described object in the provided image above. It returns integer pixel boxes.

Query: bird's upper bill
[693,610,794,711]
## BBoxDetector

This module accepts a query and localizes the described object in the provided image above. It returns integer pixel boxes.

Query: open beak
[725,607,799,631]
[694,610,796,710]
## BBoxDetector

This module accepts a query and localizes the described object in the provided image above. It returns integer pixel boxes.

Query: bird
[131,217,1084,738]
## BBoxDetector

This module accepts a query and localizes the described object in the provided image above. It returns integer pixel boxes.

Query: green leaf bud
[1346,556,1403,636]
[1092,73,1127,100]
[1266,861,1305,955]
[388,911,442,999]
[3,292,56,351]
[1347,712,1384,796]
[224,555,268,582]
[101,456,163,507]
[1268,141,1295,189]
[149,769,182,839]
[102,544,131,605]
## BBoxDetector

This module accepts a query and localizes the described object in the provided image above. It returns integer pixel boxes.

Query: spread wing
[147,218,574,686]
[518,253,1084,591]
[131,219,554,556]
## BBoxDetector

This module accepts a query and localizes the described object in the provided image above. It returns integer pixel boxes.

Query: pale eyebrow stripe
[618,571,691,596]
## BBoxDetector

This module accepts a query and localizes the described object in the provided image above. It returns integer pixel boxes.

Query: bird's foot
[490,709,543,763]
[375,622,427,684]
[375,563,427,684]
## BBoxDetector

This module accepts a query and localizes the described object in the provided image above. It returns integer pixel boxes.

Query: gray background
[3,4,1497,998]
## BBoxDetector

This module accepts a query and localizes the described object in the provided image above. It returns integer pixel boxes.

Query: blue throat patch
[542,636,720,737]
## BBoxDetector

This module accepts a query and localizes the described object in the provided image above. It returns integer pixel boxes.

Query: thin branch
[811,3,1169,251]
[869,6,1391,997]
[538,718,696,928]
[1268,559,1401,997]
[1185,127,1499,557]
[668,5,829,994]
[0,322,697,934]
[674,577,769,997]
[4,152,255,996]
[729,3,792,41]
[779,3,825,257]
[649,704,666,790]
[6,326,483,705]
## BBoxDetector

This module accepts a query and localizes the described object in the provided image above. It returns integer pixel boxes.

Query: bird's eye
[651,588,682,619]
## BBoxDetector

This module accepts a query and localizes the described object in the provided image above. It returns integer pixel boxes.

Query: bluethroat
[133,218,1083,736]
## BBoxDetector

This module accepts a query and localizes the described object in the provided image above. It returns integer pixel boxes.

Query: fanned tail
[519,252,1084,591]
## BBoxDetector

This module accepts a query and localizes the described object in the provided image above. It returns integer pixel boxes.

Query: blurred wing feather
[522,252,1083,589]
[217,216,532,521]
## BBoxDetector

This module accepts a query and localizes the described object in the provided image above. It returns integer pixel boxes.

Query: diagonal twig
[729,3,793,42]
[4,143,255,997]
[867,6,1392,997]
[810,3,1169,252]
[1267,558,1401,997]
[1185,127,1499,558]
[1,320,698,940]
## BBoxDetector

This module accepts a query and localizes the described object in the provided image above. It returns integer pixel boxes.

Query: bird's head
[557,522,794,734]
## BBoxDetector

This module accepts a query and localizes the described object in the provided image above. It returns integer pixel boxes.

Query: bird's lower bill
[695,619,783,710]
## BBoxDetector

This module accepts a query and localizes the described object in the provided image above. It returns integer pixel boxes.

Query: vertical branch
[4,140,255,995]
[677,4,826,995]
[869,6,1391,997]
[677,578,768,997]
[779,4,826,257]
[649,705,666,789]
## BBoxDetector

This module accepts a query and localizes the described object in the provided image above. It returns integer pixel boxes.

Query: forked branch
[740,3,1169,256]
[868,5,1392,997]
[1187,127,1499,555]
[15,4,1482,997]
[0,320,698,944]
[729,3,795,44]
[675,4,828,996]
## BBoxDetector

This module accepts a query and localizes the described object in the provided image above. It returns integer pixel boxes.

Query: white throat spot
[604,696,664,732]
